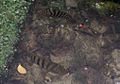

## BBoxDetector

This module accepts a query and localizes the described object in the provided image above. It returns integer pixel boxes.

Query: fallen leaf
[17,64,27,75]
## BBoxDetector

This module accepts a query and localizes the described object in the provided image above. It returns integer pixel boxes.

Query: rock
[90,19,108,34]
[111,49,120,79]
[65,0,77,7]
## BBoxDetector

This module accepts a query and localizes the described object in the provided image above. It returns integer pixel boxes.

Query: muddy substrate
[2,1,120,84]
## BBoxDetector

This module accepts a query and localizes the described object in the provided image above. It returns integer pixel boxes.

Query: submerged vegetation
[88,1,120,15]
[77,0,120,15]
[0,0,31,72]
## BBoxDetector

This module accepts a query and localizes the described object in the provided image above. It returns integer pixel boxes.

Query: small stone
[60,25,64,28]
[85,19,88,22]
[110,15,113,17]
[115,82,120,84]
[84,67,88,70]
[95,3,99,6]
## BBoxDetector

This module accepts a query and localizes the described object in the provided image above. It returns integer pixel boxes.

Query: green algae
[0,0,31,73]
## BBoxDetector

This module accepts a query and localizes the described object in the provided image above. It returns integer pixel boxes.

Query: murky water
[1,0,120,84]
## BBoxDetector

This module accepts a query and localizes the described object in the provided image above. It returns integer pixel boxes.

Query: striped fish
[37,8,76,23]
[31,55,68,75]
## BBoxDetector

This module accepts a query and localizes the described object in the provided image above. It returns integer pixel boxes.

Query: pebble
[60,25,64,28]
[84,67,88,70]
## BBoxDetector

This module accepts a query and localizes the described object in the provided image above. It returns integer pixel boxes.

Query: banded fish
[37,8,76,23]
[31,55,68,75]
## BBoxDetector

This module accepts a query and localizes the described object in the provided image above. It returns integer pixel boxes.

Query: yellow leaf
[17,64,27,75]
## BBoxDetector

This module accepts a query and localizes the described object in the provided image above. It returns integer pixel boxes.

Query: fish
[31,55,68,75]
[37,8,76,23]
